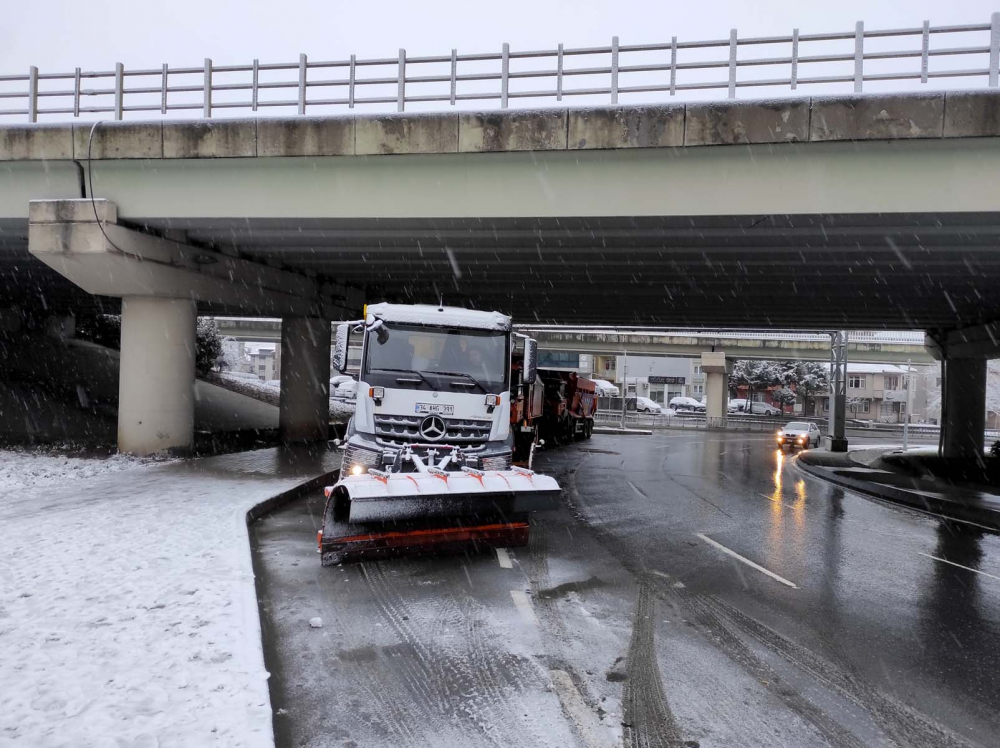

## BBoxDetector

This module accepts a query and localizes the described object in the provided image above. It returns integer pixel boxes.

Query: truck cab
[334,303,537,478]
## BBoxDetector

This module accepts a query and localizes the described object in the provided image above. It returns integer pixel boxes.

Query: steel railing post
[160,64,168,114]
[114,62,124,120]
[728,29,737,98]
[556,43,564,101]
[203,58,212,118]
[854,21,864,93]
[790,29,799,90]
[449,49,457,105]
[611,36,619,104]
[349,55,356,109]
[27,66,38,123]
[397,49,406,112]
[298,53,307,115]
[252,59,259,111]
[670,36,677,95]
[73,67,81,118]
[501,42,510,108]
[991,12,1000,87]
[920,20,930,84]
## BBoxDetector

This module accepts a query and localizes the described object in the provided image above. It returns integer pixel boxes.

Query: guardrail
[524,327,927,345]
[3,15,998,123]
[595,410,998,442]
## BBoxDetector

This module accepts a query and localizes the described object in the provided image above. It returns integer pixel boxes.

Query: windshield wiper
[371,367,431,387]
[427,370,488,393]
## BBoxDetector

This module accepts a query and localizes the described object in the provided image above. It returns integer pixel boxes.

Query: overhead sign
[648,376,686,384]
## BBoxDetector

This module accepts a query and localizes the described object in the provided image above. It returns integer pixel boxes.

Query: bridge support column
[941,356,986,460]
[826,331,849,452]
[279,317,331,443]
[701,352,732,427]
[118,296,197,455]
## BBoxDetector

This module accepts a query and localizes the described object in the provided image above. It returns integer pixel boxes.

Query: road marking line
[495,547,513,569]
[918,553,1000,581]
[510,590,539,625]
[549,669,614,748]
[626,480,645,498]
[696,533,798,589]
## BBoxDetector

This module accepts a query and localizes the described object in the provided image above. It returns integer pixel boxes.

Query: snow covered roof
[366,303,511,332]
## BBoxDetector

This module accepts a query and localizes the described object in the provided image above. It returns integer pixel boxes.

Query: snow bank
[0,448,166,495]
[0,447,339,748]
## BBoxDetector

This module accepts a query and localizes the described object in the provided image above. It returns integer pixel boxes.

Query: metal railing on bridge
[2,15,999,123]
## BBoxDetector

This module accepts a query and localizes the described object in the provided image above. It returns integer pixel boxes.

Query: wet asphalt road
[252,432,1000,748]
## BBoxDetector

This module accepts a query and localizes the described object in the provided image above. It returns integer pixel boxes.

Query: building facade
[811,364,930,423]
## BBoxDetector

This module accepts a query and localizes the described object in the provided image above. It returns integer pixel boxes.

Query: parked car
[634,396,662,414]
[730,399,781,416]
[777,421,821,449]
[591,378,620,397]
[334,379,358,400]
[670,396,705,412]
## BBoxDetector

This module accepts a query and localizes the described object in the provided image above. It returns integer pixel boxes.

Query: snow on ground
[0,447,339,748]
[0,448,167,495]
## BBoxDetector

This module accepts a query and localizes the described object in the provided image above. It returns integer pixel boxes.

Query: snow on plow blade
[336,469,561,523]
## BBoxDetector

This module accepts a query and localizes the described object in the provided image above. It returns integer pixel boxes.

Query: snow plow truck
[319,303,562,565]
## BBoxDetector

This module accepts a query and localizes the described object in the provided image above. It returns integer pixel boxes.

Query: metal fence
[2,15,999,123]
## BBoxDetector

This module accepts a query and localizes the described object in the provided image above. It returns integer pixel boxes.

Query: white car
[778,421,821,449]
[634,396,662,414]
[730,399,781,416]
[670,396,705,412]
[591,378,620,397]
[334,380,358,400]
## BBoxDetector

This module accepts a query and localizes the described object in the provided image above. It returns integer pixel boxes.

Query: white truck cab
[334,303,532,478]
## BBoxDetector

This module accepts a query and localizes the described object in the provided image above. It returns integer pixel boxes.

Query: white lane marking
[696,533,798,589]
[495,547,513,569]
[626,480,645,499]
[510,590,539,625]
[549,669,615,748]
[919,553,1000,581]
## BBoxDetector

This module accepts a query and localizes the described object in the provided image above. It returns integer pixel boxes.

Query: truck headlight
[485,394,500,407]
[344,444,380,475]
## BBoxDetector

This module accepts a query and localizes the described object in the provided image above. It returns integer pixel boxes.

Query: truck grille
[374,414,491,450]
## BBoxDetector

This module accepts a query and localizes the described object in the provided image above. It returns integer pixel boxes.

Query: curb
[795,456,1000,531]
[245,468,340,525]
[593,427,653,436]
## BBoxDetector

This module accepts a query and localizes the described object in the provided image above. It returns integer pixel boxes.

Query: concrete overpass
[3,90,999,457]
[213,318,932,364]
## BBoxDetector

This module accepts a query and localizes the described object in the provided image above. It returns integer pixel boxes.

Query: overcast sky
[2,1,995,71]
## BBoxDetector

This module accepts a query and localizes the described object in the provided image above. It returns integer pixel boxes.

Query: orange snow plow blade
[319,517,529,565]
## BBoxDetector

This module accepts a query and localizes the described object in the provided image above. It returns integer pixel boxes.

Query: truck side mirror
[524,338,538,385]
[332,323,350,373]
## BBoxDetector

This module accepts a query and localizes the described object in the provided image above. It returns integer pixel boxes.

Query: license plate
[415,403,454,415]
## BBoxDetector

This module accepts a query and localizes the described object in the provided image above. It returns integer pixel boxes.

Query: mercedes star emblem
[419,415,447,441]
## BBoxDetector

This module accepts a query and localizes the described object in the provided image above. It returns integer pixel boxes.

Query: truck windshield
[364,322,508,391]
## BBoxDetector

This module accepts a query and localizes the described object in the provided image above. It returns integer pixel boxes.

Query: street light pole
[903,358,912,450]
[620,349,629,429]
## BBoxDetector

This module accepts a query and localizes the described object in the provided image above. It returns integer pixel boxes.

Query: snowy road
[253,432,1000,748]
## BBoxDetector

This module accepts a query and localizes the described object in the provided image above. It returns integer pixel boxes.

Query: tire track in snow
[557,458,865,748]
[621,583,684,748]
[703,595,978,748]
